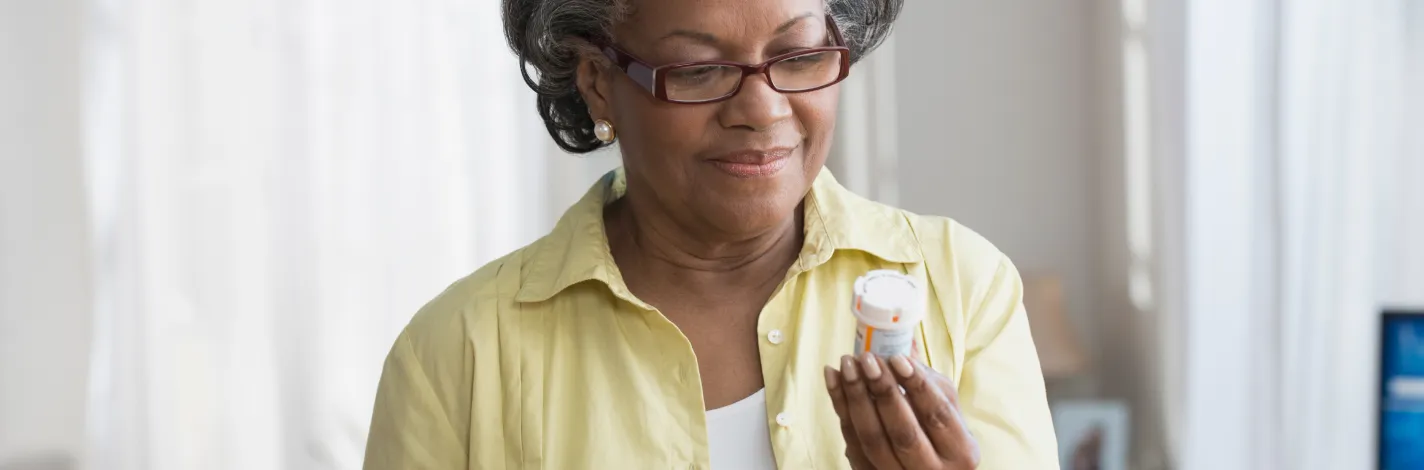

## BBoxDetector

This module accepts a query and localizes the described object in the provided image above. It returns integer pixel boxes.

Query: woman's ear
[575,49,614,121]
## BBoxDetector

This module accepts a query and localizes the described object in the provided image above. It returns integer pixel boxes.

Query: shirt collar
[514,167,923,304]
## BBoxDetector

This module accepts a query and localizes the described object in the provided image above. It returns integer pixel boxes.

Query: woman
[364,0,1058,468]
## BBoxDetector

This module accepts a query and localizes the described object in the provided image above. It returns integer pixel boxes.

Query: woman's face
[581,0,840,237]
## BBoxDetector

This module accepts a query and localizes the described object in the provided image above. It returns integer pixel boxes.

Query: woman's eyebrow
[658,12,818,45]
[773,12,818,34]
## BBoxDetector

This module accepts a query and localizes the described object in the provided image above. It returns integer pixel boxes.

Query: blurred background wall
[895,0,1102,364]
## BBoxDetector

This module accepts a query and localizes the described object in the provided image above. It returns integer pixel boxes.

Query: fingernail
[841,356,859,381]
[824,366,838,390]
[890,355,915,378]
[861,353,882,380]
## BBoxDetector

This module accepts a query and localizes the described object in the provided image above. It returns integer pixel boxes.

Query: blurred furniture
[1023,275,1122,469]
[1022,275,1089,395]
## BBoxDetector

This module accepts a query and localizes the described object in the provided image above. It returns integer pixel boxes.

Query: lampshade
[1022,275,1088,379]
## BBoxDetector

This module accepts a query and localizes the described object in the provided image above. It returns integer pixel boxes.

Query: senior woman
[364,0,1057,468]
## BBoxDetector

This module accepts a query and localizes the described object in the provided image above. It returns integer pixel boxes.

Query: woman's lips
[707,148,794,178]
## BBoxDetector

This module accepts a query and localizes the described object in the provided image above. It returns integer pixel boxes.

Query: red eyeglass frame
[599,15,852,104]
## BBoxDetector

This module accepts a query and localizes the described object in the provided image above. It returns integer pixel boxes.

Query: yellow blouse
[364,169,1059,469]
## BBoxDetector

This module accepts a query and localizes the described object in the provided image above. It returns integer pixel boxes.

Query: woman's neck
[604,192,803,298]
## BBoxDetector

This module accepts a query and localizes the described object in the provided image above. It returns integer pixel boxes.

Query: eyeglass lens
[662,50,845,102]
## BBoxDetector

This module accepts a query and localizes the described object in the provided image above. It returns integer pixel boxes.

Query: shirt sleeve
[958,255,1061,469]
[363,331,469,469]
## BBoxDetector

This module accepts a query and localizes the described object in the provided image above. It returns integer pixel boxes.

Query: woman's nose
[717,74,793,132]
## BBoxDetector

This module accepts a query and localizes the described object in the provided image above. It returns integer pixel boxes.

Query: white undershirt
[706,389,778,470]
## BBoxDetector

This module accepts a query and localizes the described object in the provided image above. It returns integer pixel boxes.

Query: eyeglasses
[599,15,851,104]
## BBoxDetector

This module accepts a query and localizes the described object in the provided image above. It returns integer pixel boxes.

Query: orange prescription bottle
[852,270,926,360]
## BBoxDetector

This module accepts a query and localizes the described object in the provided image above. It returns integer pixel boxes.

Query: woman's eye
[683,66,718,77]
[669,66,723,84]
[785,52,827,64]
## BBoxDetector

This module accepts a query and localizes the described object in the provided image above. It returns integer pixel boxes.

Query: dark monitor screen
[1381,310,1424,470]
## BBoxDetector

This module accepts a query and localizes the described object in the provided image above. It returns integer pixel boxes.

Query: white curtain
[79,1,616,469]
[1172,1,1424,469]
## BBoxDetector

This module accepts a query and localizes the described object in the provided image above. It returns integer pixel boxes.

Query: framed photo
[1051,400,1130,470]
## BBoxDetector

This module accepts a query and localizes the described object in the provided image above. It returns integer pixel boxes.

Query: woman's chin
[699,197,802,237]
[683,166,812,235]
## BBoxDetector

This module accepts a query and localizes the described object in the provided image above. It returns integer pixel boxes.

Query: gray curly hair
[502,0,904,153]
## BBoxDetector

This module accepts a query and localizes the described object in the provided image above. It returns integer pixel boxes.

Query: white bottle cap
[852,270,926,330]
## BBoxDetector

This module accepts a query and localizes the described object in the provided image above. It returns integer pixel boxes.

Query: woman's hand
[825,354,981,470]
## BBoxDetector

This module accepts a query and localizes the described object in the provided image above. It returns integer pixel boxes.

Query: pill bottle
[852,270,926,360]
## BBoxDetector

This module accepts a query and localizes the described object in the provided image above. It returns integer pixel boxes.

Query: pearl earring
[593,119,616,143]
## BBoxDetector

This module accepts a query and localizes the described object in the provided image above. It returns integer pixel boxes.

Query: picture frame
[1051,400,1130,470]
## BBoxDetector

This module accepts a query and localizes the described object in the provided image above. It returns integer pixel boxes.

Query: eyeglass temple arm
[826,15,847,48]
[599,46,658,95]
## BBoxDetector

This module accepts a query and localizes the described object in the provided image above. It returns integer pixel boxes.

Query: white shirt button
[775,412,792,427]
[767,329,784,345]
